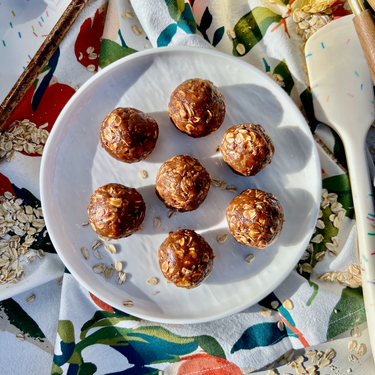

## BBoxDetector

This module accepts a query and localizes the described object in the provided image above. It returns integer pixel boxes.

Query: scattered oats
[132,25,142,35]
[37,249,45,258]
[348,340,357,352]
[294,355,304,363]
[330,201,342,213]
[168,210,176,219]
[245,254,255,264]
[86,64,95,72]
[57,276,63,285]
[306,243,313,253]
[104,266,114,279]
[92,263,106,274]
[225,185,238,193]
[283,299,293,310]
[26,294,35,303]
[315,251,325,262]
[351,326,361,338]
[123,299,133,307]
[150,291,159,295]
[316,219,325,229]
[117,271,127,284]
[88,53,98,60]
[301,251,310,260]
[219,180,227,190]
[284,349,295,362]
[216,233,228,243]
[331,236,340,247]
[261,308,272,317]
[317,209,323,218]
[267,370,277,375]
[86,46,95,54]
[277,321,284,331]
[347,369,352,373]
[91,240,102,250]
[78,52,83,60]
[115,261,122,272]
[210,178,221,187]
[153,217,162,230]
[147,277,158,285]
[236,43,246,55]
[122,10,134,18]
[139,170,148,179]
[317,357,330,367]
[305,366,316,373]
[301,263,313,273]
[311,234,323,243]
[334,309,337,313]
[271,301,279,309]
[98,235,110,241]
[305,350,316,357]
[348,354,357,361]
[75,84,82,90]
[356,343,365,356]
[333,216,342,228]
[104,244,117,254]
[16,333,25,341]
[81,247,89,260]
[328,247,339,257]
[4,191,13,199]
[226,29,236,39]
[93,250,103,259]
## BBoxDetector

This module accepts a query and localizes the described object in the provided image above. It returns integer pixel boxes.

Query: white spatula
[305,14,375,359]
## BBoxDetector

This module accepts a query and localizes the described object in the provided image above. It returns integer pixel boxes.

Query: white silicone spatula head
[306,14,374,134]
[306,15,375,360]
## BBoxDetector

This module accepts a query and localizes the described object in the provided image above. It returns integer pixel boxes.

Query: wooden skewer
[0,0,89,132]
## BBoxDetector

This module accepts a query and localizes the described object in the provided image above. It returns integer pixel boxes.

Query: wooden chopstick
[0,0,89,132]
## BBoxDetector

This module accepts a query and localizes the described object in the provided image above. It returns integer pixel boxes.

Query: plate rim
[40,46,322,324]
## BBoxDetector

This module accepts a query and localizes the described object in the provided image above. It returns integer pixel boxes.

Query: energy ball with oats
[226,189,283,249]
[168,78,225,138]
[158,229,214,288]
[100,107,159,163]
[221,124,274,176]
[87,183,145,239]
[155,155,210,212]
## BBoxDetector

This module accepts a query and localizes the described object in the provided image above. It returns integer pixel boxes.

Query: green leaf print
[331,129,348,170]
[166,0,185,21]
[232,7,282,56]
[193,335,226,359]
[0,298,46,341]
[326,287,365,340]
[299,88,320,132]
[99,38,137,69]
[310,205,339,269]
[80,311,140,340]
[323,175,354,219]
[273,59,294,95]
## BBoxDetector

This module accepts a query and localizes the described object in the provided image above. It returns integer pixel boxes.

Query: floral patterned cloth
[0,0,373,374]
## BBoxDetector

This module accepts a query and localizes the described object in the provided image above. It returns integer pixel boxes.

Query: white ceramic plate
[40,47,321,324]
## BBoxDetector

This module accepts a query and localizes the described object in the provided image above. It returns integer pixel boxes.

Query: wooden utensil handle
[353,9,375,85]
[0,0,89,133]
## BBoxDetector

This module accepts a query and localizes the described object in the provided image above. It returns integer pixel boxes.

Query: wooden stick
[0,0,89,132]
[352,9,375,85]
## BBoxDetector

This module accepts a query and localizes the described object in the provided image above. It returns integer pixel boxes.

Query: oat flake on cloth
[0,0,371,374]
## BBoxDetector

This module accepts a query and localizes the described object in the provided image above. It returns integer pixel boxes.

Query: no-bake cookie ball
[158,229,214,288]
[87,183,145,239]
[155,155,210,212]
[168,78,226,138]
[100,107,159,163]
[221,124,274,176]
[226,189,283,249]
